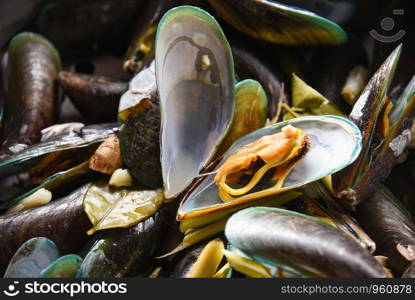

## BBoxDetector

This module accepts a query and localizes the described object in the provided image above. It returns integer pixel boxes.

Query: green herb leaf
[83,181,164,235]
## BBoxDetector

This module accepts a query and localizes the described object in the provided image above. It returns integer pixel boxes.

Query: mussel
[178,115,362,221]
[38,254,83,278]
[59,72,128,123]
[155,6,235,200]
[0,123,117,177]
[4,237,60,278]
[214,125,310,202]
[333,45,415,206]
[0,184,91,274]
[225,207,388,277]
[208,0,348,45]
[1,32,61,159]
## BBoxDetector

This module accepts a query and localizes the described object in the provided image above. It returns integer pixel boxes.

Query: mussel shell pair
[225,207,389,277]
[118,63,162,188]
[155,6,363,222]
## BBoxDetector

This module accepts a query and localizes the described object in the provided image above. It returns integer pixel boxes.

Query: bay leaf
[83,181,164,235]
[284,73,346,120]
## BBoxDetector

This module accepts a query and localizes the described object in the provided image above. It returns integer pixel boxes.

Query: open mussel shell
[155,6,235,200]
[36,0,148,58]
[1,32,61,159]
[178,115,362,220]
[0,123,118,177]
[333,44,415,205]
[4,237,60,278]
[208,0,347,46]
[225,207,388,277]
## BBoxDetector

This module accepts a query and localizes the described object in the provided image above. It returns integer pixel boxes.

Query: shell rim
[155,5,236,199]
[177,115,363,220]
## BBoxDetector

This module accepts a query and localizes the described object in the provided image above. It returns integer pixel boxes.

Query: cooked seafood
[225,207,388,277]
[1,1,415,279]
[0,32,61,160]
[59,72,128,123]
[0,184,91,274]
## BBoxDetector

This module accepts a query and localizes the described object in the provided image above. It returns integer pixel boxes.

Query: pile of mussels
[1,0,415,278]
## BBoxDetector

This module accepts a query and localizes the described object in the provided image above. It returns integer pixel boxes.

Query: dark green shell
[119,97,161,188]
[0,184,91,274]
[118,65,162,188]
[4,237,60,278]
[355,186,415,276]
[225,207,388,278]
[1,32,61,159]
[77,203,174,278]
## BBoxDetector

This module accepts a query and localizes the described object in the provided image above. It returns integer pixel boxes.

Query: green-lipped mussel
[1,32,61,160]
[333,45,415,206]
[118,63,162,188]
[178,115,362,221]
[4,237,60,278]
[0,185,91,274]
[59,72,128,123]
[225,207,388,277]
[208,0,348,46]
[0,123,117,209]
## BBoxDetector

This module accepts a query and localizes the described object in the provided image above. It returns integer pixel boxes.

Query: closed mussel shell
[1,32,61,159]
[225,207,388,277]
